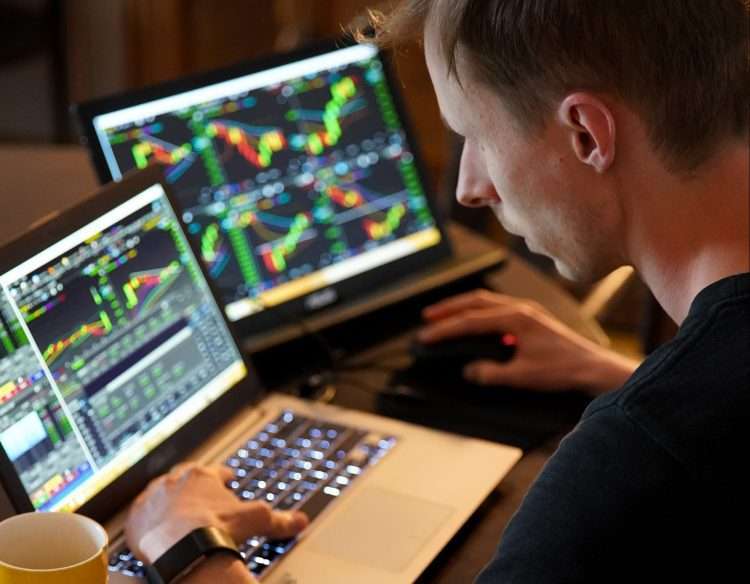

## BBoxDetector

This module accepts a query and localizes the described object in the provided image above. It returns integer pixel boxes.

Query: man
[126,0,750,581]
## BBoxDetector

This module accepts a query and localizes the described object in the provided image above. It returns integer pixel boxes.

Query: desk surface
[0,144,592,582]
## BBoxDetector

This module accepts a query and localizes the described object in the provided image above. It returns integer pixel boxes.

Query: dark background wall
[0,0,449,192]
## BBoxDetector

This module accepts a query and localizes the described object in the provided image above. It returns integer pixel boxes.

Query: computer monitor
[76,41,451,339]
[0,169,252,515]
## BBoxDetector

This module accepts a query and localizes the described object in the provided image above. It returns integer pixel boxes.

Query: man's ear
[557,93,616,173]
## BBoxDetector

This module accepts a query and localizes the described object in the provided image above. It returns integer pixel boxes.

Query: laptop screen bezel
[73,38,453,343]
[0,165,265,522]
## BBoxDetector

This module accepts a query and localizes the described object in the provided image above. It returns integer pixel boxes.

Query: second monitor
[76,41,451,338]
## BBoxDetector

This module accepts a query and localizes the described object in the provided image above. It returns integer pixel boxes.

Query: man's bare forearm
[577,347,640,396]
[181,555,255,584]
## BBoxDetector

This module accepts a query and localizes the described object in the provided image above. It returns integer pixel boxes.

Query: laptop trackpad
[306,486,455,573]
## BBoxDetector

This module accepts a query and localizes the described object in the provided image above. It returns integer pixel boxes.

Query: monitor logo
[146,445,177,475]
[304,288,338,312]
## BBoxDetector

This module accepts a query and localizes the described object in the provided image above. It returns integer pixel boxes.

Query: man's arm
[181,555,253,584]
[126,464,308,583]
[421,290,640,395]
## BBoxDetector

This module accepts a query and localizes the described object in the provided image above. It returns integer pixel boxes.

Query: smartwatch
[144,526,244,584]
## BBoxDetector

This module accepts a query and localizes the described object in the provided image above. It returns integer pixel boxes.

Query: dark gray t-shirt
[476,273,750,583]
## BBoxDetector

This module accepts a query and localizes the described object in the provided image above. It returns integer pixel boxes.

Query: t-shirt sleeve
[475,404,685,584]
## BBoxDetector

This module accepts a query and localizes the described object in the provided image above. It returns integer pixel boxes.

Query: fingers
[419,306,521,343]
[422,289,501,321]
[267,508,309,539]
[166,463,232,484]
[133,473,168,507]
[218,465,235,483]
[166,462,200,484]
[464,359,525,387]
[423,290,547,324]
[233,502,309,541]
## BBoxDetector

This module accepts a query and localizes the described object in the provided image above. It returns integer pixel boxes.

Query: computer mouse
[409,332,517,371]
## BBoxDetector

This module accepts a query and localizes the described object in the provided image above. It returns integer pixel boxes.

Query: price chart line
[21,294,67,325]
[131,135,198,183]
[122,261,183,314]
[206,122,287,169]
[42,313,113,365]
[201,224,232,279]
[332,190,410,226]
[257,213,312,274]
[363,203,407,240]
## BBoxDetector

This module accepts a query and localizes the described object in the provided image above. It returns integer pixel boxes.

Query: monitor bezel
[0,165,264,522]
[73,38,453,342]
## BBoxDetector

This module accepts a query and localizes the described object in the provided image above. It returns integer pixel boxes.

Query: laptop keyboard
[108,409,397,579]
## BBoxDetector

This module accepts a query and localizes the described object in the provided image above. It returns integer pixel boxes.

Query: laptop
[0,166,521,583]
[74,41,458,347]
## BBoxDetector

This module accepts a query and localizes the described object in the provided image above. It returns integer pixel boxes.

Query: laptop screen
[0,183,246,512]
[83,43,443,322]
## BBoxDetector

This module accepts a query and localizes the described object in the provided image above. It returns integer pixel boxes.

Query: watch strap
[144,526,243,584]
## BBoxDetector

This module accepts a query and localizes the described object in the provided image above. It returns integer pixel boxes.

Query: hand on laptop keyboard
[115,411,396,580]
[125,463,309,568]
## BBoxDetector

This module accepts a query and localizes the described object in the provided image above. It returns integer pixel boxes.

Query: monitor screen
[0,183,246,512]
[84,43,443,322]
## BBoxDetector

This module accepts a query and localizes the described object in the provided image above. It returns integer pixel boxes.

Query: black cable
[336,345,411,372]
[260,298,341,368]
[255,298,343,402]
[255,299,415,402]
[332,374,432,402]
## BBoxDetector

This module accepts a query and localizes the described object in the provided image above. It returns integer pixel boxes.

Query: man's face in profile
[422,20,621,283]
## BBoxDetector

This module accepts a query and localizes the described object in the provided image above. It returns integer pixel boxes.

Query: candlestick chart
[1,188,245,511]
[99,54,438,312]
[0,294,91,511]
[18,213,193,374]
[4,198,240,479]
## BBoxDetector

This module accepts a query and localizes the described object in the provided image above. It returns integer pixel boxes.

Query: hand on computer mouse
[419,289,639,396]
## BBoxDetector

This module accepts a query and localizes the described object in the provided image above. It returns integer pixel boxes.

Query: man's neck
[626,142,749,325]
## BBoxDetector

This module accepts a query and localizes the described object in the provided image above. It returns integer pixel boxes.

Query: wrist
[139,516,219,564]
[142,525,244,584]
[180,554,253,584]
[575,346,639,397]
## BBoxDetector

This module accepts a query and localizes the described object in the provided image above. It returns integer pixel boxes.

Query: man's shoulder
[585,287,750,482]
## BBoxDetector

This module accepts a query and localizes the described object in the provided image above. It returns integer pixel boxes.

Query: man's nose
[455,140,499,208]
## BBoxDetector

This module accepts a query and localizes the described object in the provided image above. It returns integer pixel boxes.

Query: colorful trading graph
[1,194,244,512]
[363,203,407,241]
[0,302,35,404]
[132,139,193,170]
[42,313,113,365]
[19,208,195,374]
[201,223,232,279]
[206,123,287,169]
[122,261,183,313]
[260,212,312,274]
[0,295,88,512]
[99,51,438,310]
